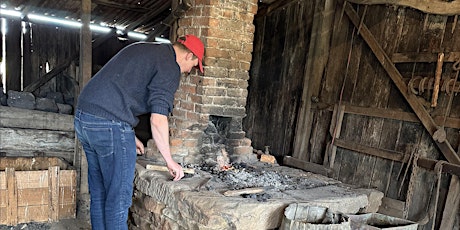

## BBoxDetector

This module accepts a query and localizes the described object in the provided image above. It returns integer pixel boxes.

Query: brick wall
[169,0,258,164]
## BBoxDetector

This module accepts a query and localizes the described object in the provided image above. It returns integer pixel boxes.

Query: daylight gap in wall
[1,18,5,93]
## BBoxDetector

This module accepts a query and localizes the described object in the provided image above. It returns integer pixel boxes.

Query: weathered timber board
[0,128,74,153]
[350,5,390,189]
[309,110,331,164]
[373,119,401,195]
[244,1,313,158]
[0,156,70,170]
[336,113,362,183]
[5,19,21,91]
[0,105,74,131]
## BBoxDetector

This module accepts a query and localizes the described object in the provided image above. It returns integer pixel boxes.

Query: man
[74,34,204,230]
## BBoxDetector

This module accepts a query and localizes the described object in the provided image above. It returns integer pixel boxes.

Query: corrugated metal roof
[1,0,172,34]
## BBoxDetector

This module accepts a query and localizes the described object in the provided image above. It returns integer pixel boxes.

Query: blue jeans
[74,109,136,230]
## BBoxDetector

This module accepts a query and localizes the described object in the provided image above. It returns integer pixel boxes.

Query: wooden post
[6,168,17,226]
[48,166,60,222]
[77,0,92,205]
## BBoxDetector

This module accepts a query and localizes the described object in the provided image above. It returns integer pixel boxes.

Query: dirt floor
[0,218,91,230]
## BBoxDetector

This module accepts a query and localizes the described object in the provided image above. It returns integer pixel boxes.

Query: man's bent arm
[150,113,184,181]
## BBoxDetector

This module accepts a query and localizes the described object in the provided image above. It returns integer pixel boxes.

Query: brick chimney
[169,0,258,164]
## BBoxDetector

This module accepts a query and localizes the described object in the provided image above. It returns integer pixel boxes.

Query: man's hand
[167,161,184,181]
[135,136,144,155]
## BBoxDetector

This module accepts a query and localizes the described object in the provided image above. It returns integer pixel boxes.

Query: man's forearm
[150,113,175,164]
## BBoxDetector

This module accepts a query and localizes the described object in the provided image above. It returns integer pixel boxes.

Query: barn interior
[1,0,460,229]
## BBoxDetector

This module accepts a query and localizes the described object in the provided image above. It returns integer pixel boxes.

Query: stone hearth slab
[131,162,373,229]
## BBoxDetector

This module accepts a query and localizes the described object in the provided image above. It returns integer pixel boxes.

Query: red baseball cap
[178,35,204,73]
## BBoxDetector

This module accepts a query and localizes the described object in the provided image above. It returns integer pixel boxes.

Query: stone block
[355,188,384,213]
[0,88,6,106]
[284,185,369,214]
[260,154,277,164]
[46,92,65,104]
[7,90,36,110]
[64,96,75,106]
[233,146,253,155]
[57,103,73,114]
[36,97,59,113]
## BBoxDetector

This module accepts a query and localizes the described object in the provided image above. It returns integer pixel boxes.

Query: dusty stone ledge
[130,163,377,230]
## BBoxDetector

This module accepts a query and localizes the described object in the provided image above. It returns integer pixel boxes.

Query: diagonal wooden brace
[342,1,460,165]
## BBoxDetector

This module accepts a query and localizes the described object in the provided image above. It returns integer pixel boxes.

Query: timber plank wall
[246,0,460,228]
[244,0,314,160]
[3,19,79,96]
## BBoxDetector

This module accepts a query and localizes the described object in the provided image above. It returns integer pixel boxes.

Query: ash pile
[184,149,334,202]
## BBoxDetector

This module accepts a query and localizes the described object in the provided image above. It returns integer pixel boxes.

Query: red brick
[178,17,192,27]
[201,77,217,86]
[199,87,226,96]
[205,47,229,59]
[184,139,198,148]
[193,17,209,26]
[190,95,203,104]
[172,108,186,119]
[179,101,195,111]
[181,85,197,94]
[233,146,253,155]
[241,137,252,146]
[170,138,183,147]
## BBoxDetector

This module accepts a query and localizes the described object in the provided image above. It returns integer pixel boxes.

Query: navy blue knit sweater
[76,42,180,127]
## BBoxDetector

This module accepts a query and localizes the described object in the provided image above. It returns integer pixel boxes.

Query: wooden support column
[77,0,92,203]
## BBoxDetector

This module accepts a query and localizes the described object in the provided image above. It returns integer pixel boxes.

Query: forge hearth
[129,158,378,230]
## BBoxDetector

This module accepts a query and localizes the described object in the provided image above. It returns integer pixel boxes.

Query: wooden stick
[223,187,265,197]
[146,164,195,174]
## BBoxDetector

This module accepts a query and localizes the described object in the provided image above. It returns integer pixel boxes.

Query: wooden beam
[0,105,74,131]
[392,52,460,63]
[333,138,460,177]
[315,103,460,130]
[347,0,460,15]
[257,0,296,17]
[23,58,73,93]
[146,0,191,41]
[283,156,332,177]
[342,1,460,165]
[125,0,170,32]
